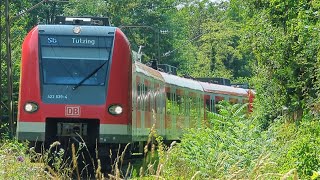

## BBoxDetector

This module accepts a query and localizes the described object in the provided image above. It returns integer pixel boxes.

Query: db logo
[65,106,81,117]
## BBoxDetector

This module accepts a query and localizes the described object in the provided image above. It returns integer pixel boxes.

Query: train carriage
[160,72,204,140]
[200,82,249,114]
[132,61,166,141]
[17,17,254,155]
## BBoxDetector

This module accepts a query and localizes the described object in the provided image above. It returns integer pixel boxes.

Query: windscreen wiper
[72,61,108,90]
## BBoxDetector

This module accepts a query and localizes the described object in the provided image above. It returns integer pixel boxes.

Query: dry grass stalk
[191,171,201,180]
[281,169,298,180]
[125,162,132,178]
[254,173,283,180]
[109,149,114,171]
[79,152,90,178]
[49,141,60,152]
[140,166,144,178]
[228,169,245,180]
[45,165,58,179]
[95,159,105,180]
[120,143,131,168]
[147,161,156,175]
[251,154,270,176]
[76,133,96,172]
[115,160,121,179]
[156,162,163,177]
[71,143,80,180]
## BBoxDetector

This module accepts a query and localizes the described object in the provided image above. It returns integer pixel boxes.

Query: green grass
[2,103,320,179]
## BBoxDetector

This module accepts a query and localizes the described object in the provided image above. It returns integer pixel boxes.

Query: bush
[161,102,320,179]
[0,139,47,179]
[162,101,277,179]
[268,116,320,179]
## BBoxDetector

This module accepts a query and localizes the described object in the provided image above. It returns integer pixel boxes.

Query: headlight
[108,105,123,115]
[24,102,38,113]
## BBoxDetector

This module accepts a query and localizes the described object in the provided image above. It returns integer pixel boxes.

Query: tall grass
[2,103,320,179]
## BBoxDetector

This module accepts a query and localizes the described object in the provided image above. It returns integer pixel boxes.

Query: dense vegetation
[1,0,320,179]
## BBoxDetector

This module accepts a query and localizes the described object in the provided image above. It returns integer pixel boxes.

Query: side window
[189,92,198,127]
[199,96,204,122]
[144,84,149,112]
[215,96,225,113]
[186,96,191,115]
[176,89,185,115]
[205,96,215,119]
[143,84,150,111]
[210,98,215,112]
[137,83,142,110]
[172,91,177,115]
[154,83,158,113]
[229,97,239,105]
[166,92,172,115]
[166,88,178,115]
[205,99,210,111]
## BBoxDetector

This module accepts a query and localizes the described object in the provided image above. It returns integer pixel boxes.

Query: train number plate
[65,106,81,117]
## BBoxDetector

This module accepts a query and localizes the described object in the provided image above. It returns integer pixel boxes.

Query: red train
[17,17,254,154]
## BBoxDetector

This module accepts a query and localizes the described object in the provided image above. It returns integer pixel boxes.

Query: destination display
[39,35,113,48]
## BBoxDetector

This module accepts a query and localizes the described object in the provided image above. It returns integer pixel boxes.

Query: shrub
[162,101,277,179]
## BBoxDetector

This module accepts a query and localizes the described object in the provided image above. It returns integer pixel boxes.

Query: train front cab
[17,23,132,152]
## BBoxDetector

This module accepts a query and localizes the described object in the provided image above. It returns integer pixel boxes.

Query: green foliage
[162,102,273,179]
[63,0,108,17]
[242,0,320,124]
[268,116,320,178]
[0,139,47,179]
[161,103,320,179]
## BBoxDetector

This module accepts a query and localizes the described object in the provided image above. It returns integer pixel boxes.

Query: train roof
[38,24,116,36]
[160,72,203,92]
[134,61,164,81]
[134,61,249,96]
[199,81,248,97]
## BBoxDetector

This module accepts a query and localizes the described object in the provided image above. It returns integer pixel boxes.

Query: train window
[189,94,198,127]
[229,97,239,105]
[157,90,164,114]
[146,85,152,112]
[166,92,172,115]
[166,88,179,115]
[42,59,108,85]
[172,92,177,115]
[205,99,210,110]
[143,84,148,111]
[215,96,225,112]
[205,96,215,113]
[185,96,191,115]
[178,95,185,114]
[39,35,113,86]
[199,96,204,126]
[137,83,142,110]
[197,97,201,116]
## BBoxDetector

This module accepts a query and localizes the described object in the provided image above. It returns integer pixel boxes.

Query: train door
[176,88,185,138]
[184,89,190,129]
[133,75,145,141]
[132,74,138,140]
[165,86,178,140]
[144,79,152,131]
[155,82,165,137]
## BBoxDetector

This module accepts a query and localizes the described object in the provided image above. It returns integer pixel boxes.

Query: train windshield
[40,36,113,86]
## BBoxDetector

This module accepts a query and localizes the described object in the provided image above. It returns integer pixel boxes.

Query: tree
[241,0,320,125]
